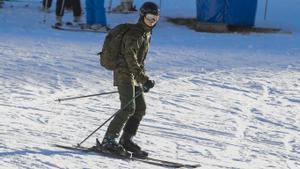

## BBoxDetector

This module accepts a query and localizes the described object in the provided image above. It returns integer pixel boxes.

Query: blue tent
[196,0,258,27]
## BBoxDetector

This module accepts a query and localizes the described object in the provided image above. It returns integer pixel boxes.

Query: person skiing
[55,0,82,26]
[100,2,160,158]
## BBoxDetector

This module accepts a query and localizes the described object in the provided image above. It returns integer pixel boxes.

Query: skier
[113,0,137,13]
[99,2,160,158]
[55,0,82,26]
[85,0,107,30]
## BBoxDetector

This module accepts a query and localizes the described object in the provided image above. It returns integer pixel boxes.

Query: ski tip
[51,25,59,29]
[54,98,61,102]
[187,164,201,168]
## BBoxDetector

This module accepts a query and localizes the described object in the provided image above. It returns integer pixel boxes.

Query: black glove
[143,80,155,93]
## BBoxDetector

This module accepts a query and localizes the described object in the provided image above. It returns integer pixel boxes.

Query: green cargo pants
[104,85,146,138]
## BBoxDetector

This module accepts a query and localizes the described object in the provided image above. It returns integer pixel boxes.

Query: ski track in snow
[1,0,300,169]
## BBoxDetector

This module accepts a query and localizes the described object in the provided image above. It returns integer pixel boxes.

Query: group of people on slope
[42,0,137,29]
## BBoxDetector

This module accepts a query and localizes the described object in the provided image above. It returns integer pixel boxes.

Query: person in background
[55,0,82,26]
[64,0,72,11]
[42,0,52,12]
[113,0,137,13]
[0,0,4,8]
[85,0,107,30]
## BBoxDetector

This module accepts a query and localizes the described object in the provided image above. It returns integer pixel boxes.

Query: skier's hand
[143,80,155,93]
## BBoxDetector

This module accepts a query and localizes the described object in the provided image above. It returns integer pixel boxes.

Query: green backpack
[99,23,135,70]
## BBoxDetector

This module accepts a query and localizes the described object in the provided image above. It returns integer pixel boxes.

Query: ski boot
[73,16,82,26]
[89,24,110,31]
[90,24,104,30]
[101,135,129,156]
[120,132,148,158]
[55,16,62,27]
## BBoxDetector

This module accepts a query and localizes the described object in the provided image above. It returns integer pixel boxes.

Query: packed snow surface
[0,0,300,168]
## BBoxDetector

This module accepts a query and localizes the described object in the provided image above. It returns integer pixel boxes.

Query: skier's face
[144,14,159,27]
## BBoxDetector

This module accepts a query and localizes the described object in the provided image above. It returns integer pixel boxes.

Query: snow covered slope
[0,0,299,168]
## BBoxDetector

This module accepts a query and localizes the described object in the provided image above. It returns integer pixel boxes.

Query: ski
[53,144,201,168]
[51,23,110,33]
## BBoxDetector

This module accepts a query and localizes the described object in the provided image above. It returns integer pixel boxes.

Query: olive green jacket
[113,21,152,86]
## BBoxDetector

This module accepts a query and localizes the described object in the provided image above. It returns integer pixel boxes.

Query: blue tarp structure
[196,0,258,27]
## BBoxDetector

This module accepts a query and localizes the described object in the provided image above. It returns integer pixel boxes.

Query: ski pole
[160,0,162,9]
[45,0,49,10]
[59,0,66,16]
[77,91,143,147]
[108,0,113,12]
[264,0,269,20]
[55,91,118,102]
[42,0,50,23]
[159,0,162,16]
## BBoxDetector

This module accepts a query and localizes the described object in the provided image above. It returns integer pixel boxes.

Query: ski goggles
[145,14,160,22]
